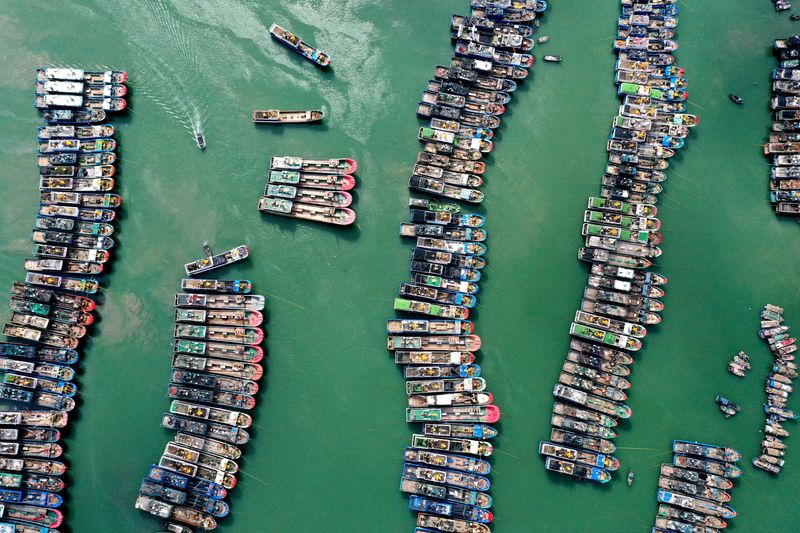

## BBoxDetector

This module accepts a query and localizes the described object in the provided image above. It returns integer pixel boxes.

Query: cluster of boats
[34,67,127,112]
[0,67,128,533]
[753,304,797,475]
[388,1,548,531]
[651,440,741,533]
[258,157,357,226]
[766,37,800,217]
[134,277,266,531]
[539,0,696,483]
[408,1,545,205]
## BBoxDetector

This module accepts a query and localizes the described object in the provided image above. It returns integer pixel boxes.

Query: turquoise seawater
[0,0,798,531]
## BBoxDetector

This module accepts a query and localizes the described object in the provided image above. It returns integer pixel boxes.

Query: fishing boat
[387,319,474,335]
[160,414,249,448]
[658,476,731,503]
[401,479,492,509]
[252,109,324,123]
[171,354,264,381]
[673,455,741,478]
[264,184,352,207]
[38,138,116,154]
[550,428,615,455]
[409,209,485,228]
[174,293,265,311]
[147,465,227,500]
[135,495,217,531]
[268,170,355,191]
[407,391,492,408]
[387,335,481,352]
[181,279,251,294]
[569,323,642,351]
[38,204,116,222]
[42,109,106,124]
[399,282,476,308]
[269,24,330,67]
[258,196,356,225]
[574,311,646,338]
[544,456,610,483]
[163,442,238,474]
[174,324,264,346]
[171,369,258,396]
[570,339,633,364]
[422,423,496,440]
[405,405,500,424]
[409,176,484,204]
[37,124,115,139]
[551,414,616,440]
[412,434,493,457]
[673,440,741,462]
[404,447,490,476]
[184,245,249,276]
[657,504,727,529]
[579,247,653,269]
[37,67,127,84]
[395,350,474,365]
[657,489,736,519]
[408,495,492,523]
[565,351,630,377]
[402,463,488,493]
[539,441,619,471]
[407,377,486,395]
[553,383,632,418]
[416,513,490,533]
[393,298,469,320]
[173,340,263,363]
[588,274,664,299]
[400,223,486,243]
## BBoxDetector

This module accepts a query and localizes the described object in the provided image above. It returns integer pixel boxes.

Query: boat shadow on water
[260,211,362,243]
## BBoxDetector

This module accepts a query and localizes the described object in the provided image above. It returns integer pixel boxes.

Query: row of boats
[539,0,696,483]
[753,304,797,475]
[765,37,800,217]
[34,67,127,112]
[258,157,357,225]
[0,68,128,533]
[389,2,548,531]
[134,277,267,531]
[650,440,742,533]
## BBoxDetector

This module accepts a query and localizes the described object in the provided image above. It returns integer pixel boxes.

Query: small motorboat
[627,470,635,486]
[195,132,206,150]
[716,395,740,418]
[253,109,324,123]
[543,55,561,62]
[729,94,743,105]
[537,36,549,43]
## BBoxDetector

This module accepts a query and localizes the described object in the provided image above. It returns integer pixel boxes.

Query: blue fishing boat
[408,495,493,524]
[269,23,330,67]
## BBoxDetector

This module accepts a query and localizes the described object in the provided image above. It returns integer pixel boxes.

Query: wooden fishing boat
[387,319,473,335]
[553,402,617,428]
[0,428,60,443]
[32,230,114,250]
[42,108,106,124]
[413,164,484,188]
[175,293,264,311]
[400,223,486,242]
[409,209,485,228]
[399,283,476,309]
[38,204,115,222]
[394,297,468,320]
[174,324,264,346]
[268,170,355,191]
[583,223,661,246]
[270,156,355,175]
[395,350,474,365]
[10,282,96,311]
[169,400,251,429]
[406,405,499,424]
[657,489,736,519]
[268,24,330,67]
[579,247,653,269]
[553,383,632,418]
[387,335,481,352]
[4,372,75,397]
[175,308,262,328]
[539,441,619,471]
[412,434,493,457]
[147,465,227,500]
[673,455,742,478]
[673,440,741,462]
[409,176,484,204]
[184,245,248,276]
[569,323,642,351]
[252,109,324,123]
[264,184,352,207]
[410,273,478,295]
[657,505,727,530]
[173,432,242,461]
[584,209,660,231]
[38,138,116,154]
[409,495,492,523]
[39,177,114,192]
[422,422,495,440]
[658,476,731,503]
[181,279,251,294]
[171,369,257,396]
[575,311,646,338]
[40,191,121,209]
[37,124,115,140]
[37,67,127,84]
[550,428,615,455]
[173,340,262,363]
[135,495,217,531]
[401,479,492,509]
[544,456,610,483]
[163,442,238,474]
[0,411,67,429]
[407,377,486,395]
[160,413,249,447]
[417,151,486,174]
[258,196,356,225]
[171,354,263,380]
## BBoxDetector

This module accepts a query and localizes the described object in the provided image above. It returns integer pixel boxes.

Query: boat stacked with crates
[389,0,548,530]
[651,440,741,532]
[753,304,797,475]
[539,0,698,483]
[0,66,128,532]
[258,156,358,225]
[766,37,800,218]
[133,273,267,531]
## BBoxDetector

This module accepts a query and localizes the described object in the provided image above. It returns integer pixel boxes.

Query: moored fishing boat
[406,405,500,424]
[657,504,728,529]
[551,414,616,440]
[387,319,474,335]
[171,354,263,380]
[264,184,352,208]
[404,447,490,475]
[569,323,642,351]
[408,495,492,523]
[673,455,742,478]
[395,351,475,365]
[657,489,736,519]
[550,428,616,455]
[252,109,324,123]
[135,495,217,530]
[268,170,355,191]
[544,456,610,483]
[673,440,742,463]
[416,513,490,533]
[175,293,265,311]
[181,279,251,294]
[258,196,356,225]
[401,479,492,509]
[422,423,496,440]
[553,383,632,418]
[539,441,619,471]
[42,108,106,124]
[270,156,355,175]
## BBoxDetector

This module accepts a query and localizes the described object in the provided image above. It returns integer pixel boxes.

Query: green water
[0,0,799,531]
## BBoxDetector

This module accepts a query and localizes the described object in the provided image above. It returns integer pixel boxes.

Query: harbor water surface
[0,0,799,531]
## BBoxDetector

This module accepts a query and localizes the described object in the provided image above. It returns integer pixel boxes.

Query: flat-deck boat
[269,24,330,67]
[253,109,324,123]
